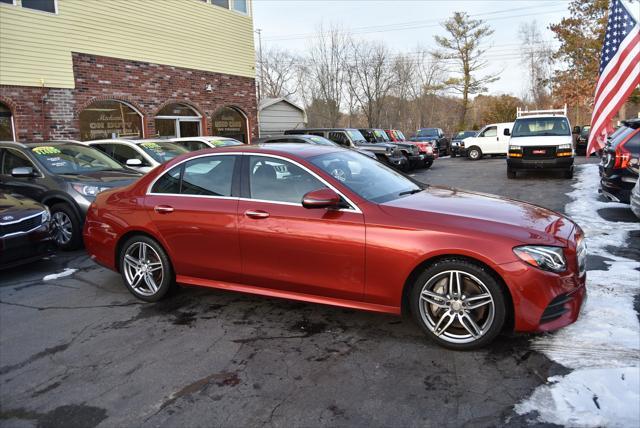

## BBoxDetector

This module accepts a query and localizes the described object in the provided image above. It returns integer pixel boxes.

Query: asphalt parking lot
[1,154,636,428]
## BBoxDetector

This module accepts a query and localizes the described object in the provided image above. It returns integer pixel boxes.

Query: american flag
[587,0,640,155]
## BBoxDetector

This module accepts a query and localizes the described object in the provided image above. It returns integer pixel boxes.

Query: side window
[2,149,33,175]
[248,156,327,204]
[181,156,236,196]
[91,144,112,156]
[111,144,149,166]
[179,141,208,151]
[481,127,497,138]
[309,132,324,137]
[328,132,349,147]
[151,165,181,194]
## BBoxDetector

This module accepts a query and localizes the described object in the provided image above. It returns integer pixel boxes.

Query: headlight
[42,206,51,222]
[513,245,567,272]
[72,183,109,197]
[558,144,572,150]
[509,145,521,151]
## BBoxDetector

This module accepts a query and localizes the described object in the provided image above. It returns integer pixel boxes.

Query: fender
[41,191,84,219]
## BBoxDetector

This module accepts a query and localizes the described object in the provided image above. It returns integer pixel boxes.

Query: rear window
[511,117,571,138]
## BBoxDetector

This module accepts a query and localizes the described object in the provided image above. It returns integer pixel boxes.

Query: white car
[506,107,574,179]
[462,122,513,160]
[170,136,244,152]
[83,139,189,173]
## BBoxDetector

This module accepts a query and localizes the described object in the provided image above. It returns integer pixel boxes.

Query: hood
[59,170,142,187]
[358,142,396,149]
[0,193,46,220]
[380,186,575,245]
[509,135,572,146]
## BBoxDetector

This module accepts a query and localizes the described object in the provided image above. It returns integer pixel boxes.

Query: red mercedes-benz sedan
[83,144,586,349]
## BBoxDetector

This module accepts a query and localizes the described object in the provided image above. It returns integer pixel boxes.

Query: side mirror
[302,188,342,210]
[573,126,581,134]
[503,128,511,136]
[126,158,143,166]
[11,166,36,177]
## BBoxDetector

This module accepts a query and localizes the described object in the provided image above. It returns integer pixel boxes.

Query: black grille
[0,213,44,237]
[523,146,557,159]
[540,293,572,323]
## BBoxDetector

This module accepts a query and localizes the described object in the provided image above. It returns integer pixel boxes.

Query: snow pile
[516,164,640,426]
[43,268,77,281]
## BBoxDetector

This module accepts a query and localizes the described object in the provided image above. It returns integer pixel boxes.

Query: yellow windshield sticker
[140,142,162,150]
[32,146,61,155]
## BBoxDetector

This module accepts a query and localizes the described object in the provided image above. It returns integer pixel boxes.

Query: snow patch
[43,268,77,281]
[516,164,640,426]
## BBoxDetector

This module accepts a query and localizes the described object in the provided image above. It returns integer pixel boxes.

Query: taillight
[614,140,632,169]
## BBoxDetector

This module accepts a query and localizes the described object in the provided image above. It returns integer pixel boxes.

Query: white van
[462,122,513,160]
[506,107,574,179]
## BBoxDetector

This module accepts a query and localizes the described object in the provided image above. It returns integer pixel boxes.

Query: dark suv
[283,128,408,170]
[575,125,590,155]
[359,128,422,168]
[413,128,450,156]
[599,118,640,203]
[0,141,142,249]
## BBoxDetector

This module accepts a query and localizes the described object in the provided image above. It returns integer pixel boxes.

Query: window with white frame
[0,0,16,6]
[21,0,57,13]
[233,0,247,13]
[211,0,229,9]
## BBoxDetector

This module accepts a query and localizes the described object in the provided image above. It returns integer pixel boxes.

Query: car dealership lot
[1,155,637,427]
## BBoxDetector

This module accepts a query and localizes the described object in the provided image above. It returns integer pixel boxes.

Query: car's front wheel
[119,235,174,302]
[410,259,506,350]
[468,147,482,160]
[50,203,82,250]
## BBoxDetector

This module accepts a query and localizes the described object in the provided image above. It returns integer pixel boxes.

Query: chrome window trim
[145,152,362,214]
[0,210,46,238]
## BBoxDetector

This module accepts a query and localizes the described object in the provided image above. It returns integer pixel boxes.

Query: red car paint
[84,144,585,333]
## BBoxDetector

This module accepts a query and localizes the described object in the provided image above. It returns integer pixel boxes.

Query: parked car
[0,141,141,249]
[630,176,640,219]
[85,143,586,350]
[463,123,513,160]
[574,125,590,155]
[1,192,55,269]
[84,139,189,173]
[506,108,574,179]
[170,136,243,151]
[412,128,450,156]
[450,130,477,157]
[254,134,377,159]
[284,128,408,170]
[599,118,640,203]
[359,128,423,168]
[384,129,406,142]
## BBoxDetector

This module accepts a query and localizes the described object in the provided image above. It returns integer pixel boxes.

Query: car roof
[515,115,568,120]
[622,118,640,129]
[10,140,85,148]
[199,143,342,159]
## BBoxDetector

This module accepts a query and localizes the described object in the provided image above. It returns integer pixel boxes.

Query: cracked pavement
[1,155,628,427]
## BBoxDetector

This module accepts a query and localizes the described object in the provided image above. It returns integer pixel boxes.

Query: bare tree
[259,47,300,99]
[346,40,396,127]
[434,12,499,128]
[518,21,553,108]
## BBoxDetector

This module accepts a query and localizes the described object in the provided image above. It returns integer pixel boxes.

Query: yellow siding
[0,0,255,88]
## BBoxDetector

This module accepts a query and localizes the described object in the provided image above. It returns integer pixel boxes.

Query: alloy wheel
[123,242,164,296]
[52,211,73,245]
[418,270,495,344]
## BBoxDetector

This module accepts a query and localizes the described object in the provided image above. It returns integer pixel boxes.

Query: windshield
[310,151,421,203]
[417,129,438,138]
[306,136,337,146]
[31,144,125,174]
[207,138,243,147]
[137,141,189,162]
[580,126,590,137]
[396,131,405,141]
[374,129,390,142]
[456,131,476,140]
[511,117,571,138]
[346,129,366,142]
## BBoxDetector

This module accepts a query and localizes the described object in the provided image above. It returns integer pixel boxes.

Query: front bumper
[0,227,55,269]
[507,157,574,170]
[387,154,409,169]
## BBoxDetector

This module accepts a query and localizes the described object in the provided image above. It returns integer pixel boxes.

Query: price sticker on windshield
[140,142,162,150]
[32,146,61,155]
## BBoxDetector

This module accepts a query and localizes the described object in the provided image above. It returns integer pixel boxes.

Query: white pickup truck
[506,107,575,179]
[462,122,513,160]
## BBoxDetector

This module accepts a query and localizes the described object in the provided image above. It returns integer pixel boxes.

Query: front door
[237,155,365,301]
[478,126,498,153]
[0,148,48,202]
[145,154,242,282]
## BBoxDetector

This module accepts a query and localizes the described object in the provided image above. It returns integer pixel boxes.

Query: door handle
[154,205,174,214]
[244,210,269,219]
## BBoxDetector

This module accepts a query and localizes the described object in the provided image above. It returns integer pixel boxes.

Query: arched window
[155,103,202,138]
[0,102,15,141]
[212,106,248,143]
[79,100,143,141]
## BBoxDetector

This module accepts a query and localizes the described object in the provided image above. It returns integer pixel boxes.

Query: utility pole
[255,28,264,102]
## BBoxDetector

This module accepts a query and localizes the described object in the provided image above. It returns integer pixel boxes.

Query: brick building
[0,0,257,143]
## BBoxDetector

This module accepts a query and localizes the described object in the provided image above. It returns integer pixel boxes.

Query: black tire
[410,258,507,350]
[119,235,175,302]
[50,203,82,250]
[423,159,433,169]
[564,167,574,179]
[467,147,482,160]
[507,168,517,179]
[451,152,457,158]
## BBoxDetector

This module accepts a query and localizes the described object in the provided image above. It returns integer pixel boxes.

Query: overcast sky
[252,0,572,98]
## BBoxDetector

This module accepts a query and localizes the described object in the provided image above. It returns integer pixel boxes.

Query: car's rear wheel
[507,168,517,179]
[119,235,174,302]
[423,159,433,169]
[410,259,506,350]
[468,147,482,160]
[50,203,82,250]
